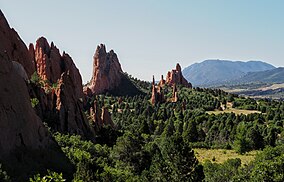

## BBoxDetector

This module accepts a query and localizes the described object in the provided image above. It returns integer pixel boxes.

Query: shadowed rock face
[0,10,35,77]
[0,9,51,156]
[89,44,123,94]
[0,57,51,155]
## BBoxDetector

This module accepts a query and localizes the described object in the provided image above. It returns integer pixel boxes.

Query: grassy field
[194,148,258,165]
[206,108,261,115]
[206,102,261,115]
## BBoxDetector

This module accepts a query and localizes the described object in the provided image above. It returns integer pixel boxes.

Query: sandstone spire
[89,44,123,94]
[166,63,192,88]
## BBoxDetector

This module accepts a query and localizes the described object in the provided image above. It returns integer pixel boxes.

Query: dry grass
[206,102,261,115]
[194,148,258,165]
[206,108,261,115]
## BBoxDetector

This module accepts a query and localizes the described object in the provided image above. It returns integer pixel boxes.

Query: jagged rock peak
[34,36,62,83]
[30,36,93,138]
[166,63,192,88]
[89,44,123,94]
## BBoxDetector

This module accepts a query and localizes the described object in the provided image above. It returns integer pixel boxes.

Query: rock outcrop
[33,37,62,83]
[158,75,166,87]
[89,44,123,94]
[172,84,178,102]
[151,63,191,105]
[0,57,51,156]
[89,101,114,130]
[0,10,51,155]
[0,11,74,180]
[0,10,35,77]
[31,37,94,138]
[86,44,143,96]
[166,63,192,88]
[151,76,165,105]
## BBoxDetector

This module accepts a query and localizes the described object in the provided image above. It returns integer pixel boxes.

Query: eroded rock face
[166,63,192,88]
[151,76,165,105]
[88,44,123,94]
[0,10,35,77]
[0,57,51,156]
[89,101,114,130]
[31,38,94,139]
[158,75,166,87]
[34,37,62,83]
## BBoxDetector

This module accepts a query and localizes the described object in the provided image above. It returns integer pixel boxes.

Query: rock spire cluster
[151,63,192,105]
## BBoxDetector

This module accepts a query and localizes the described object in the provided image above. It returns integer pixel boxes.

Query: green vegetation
[30,98,39,108]
[203,145,284,182]
[30,170,65,182]
[0,164,10,182]
[4,76,284,181]
[194,148,257,165]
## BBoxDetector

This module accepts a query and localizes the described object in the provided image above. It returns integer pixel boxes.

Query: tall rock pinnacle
[166,63,192,88]
[89,44,123,94]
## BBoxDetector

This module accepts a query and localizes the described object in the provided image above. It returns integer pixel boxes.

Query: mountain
[182,60,275,87]
[231,67,284,84]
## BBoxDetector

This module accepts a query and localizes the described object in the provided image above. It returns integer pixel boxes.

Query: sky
[1,0,284,82]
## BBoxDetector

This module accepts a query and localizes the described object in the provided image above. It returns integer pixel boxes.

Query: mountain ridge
[183,59,275,87]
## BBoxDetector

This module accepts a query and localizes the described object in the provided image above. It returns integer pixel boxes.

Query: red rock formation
[158,75,166,87]
[0,57,51,155]
[31,37,94,138]
[34,37,62,83]
[151,76,165,105]
[90,101,114,130]
[172,84,178,102]
[101,106,114,127]
[0,10,35,77]
[166,63,192,88]
[0,11,51,154]
[89,44,123,94]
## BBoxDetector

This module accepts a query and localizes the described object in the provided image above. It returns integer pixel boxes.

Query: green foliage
[250,145,284,181]
[29,170,65,182]
[203,158,241,182]
[0,164,10,182]
[30,71,40,84]
[234,122,251,154]
[30,98,39,108]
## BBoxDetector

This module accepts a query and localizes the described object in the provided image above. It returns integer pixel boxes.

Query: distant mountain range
[182,60,276,87]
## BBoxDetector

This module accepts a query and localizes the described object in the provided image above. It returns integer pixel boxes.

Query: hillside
[182,60,275,87]
[230,67,284,84]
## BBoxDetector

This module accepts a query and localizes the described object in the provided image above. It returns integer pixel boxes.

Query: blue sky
[1,0,284,82]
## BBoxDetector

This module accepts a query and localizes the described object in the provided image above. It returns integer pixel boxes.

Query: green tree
[234,122,251,154]
[182,120,198,143]
[160,135,204,181]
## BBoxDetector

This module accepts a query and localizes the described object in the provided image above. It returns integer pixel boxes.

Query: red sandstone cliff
[30,37,94,138]
[89,44,123,94]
